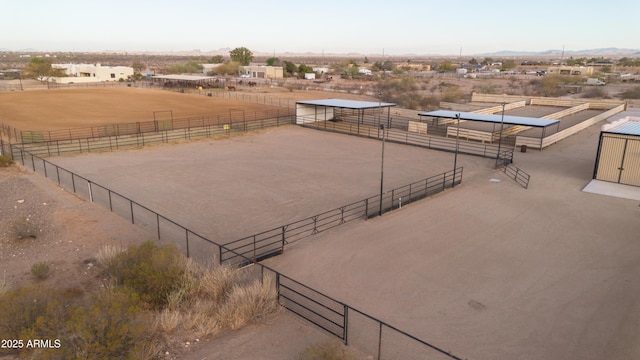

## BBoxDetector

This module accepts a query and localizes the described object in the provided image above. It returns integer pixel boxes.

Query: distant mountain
[481,48,640,57]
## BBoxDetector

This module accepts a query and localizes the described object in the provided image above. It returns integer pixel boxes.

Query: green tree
[298,64,314,78]
[283,61,297,77]
[168,61,203,74]
[24,58,64,81]
[131,61,146,73]
[469,58,478,65]
[208,55,224,64]
[266,57,280,66]
[437,61,454,72]
[208,61,240,76]
[229,47,254,66]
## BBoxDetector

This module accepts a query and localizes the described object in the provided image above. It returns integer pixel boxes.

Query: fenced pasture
[10,125,472,360]
[43,126,474,246]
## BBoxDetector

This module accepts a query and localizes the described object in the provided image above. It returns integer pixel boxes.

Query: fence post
[377,323,383,360]
[343,305,349,345]
[186,230,190,258]
[156,214,160,239]
[130,202,134,224]
[364,198,369,220]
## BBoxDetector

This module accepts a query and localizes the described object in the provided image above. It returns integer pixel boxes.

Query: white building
[52,63,134,83]
[358,68,372,75]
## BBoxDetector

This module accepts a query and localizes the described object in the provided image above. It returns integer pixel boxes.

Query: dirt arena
[2,86,640,360]
[0,85,376,132]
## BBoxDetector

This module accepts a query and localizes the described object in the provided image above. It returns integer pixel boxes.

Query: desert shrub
[441,86,465,103]
[11,216,39,240]
[0,286,75,356]
[0,155,13,167]
[61,288,160,360]
[196,263,238,304]
[31,262,50,280]
[0,272,7,296]
[95,243,126,268]
[0,285,160,359]
[582,87,609,99]
[216,274,279,330]
[619,86,640,99]
[299,340,355,360]
[107,241,186,309]
[475,83,498,94]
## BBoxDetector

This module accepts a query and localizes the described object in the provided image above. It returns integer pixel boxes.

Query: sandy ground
[2,86,640,359]
[261,112,640,360]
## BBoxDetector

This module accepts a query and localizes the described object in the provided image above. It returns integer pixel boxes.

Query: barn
[593,116,640,187]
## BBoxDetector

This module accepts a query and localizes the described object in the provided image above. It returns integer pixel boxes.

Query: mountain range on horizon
[2,47,639,58]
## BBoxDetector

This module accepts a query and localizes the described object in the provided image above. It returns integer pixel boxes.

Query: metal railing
[298,115,515,163]
[10,144,466,360]
[502,164,531,189]
[12,115,294,158]
[221,168,462,265]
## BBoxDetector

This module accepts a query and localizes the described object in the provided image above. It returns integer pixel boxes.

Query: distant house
[242,65,283,79]
[51,63,133,83]
[547,66,594,76]
[358,68,372,76]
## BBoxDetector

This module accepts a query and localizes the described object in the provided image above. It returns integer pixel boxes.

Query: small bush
[299,340,355,360]
[582,87,608,99]
[62,288,159,359]
[107,241,186,309]
[11,216,39,240]
[619,86,640,99]
[216,274,279,330]
[96,243,126,268]
[0,155,13,167]
[31,262,50,280]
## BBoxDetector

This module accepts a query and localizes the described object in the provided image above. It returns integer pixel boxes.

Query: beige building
[242,66,284,79]
[547,65,594,76]
[594,117,640,187]
[52,63,134,82]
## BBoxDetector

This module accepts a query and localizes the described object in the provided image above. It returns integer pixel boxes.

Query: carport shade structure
[295,99,397,131]
[418,110,561,145]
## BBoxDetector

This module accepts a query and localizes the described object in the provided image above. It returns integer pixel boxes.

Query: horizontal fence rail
[10,144,466,360]
[502,164,531,189]
[220,168,462,265]
[12,116,295,158]
[298,114,515,164]
[4,108,293,144]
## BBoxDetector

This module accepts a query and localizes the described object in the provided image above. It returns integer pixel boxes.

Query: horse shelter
[295,98,397,129]
[593,116,640,187]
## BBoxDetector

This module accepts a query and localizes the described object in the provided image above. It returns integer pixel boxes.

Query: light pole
[379,123,386,216]
[453,113,461,187]
[495,102,506,168]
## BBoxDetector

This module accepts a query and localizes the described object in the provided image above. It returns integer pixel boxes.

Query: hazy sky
[2,0,638,55]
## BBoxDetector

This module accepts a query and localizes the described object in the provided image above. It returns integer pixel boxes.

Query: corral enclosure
[48,126,479,246]
[3,86,640,360]
[0,87,284,130]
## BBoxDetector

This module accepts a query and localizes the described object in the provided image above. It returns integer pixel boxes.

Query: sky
[1,0,638,56]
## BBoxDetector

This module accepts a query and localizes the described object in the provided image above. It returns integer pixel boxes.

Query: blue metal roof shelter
[418,110,560,128]
[419,110,562,145]
[295,99,397,130]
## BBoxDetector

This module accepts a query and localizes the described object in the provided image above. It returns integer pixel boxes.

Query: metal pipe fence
[5,107,293,144]
[10,144,467,359]
[299,114,514,163]
[502,163,531,189]
[221,168,462,265]
[14,115,294,158]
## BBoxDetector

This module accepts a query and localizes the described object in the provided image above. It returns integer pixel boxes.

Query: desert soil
[0,86,377,360]
[2,85,640,360]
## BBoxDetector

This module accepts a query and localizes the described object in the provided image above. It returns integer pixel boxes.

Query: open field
[2,86,640,359]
